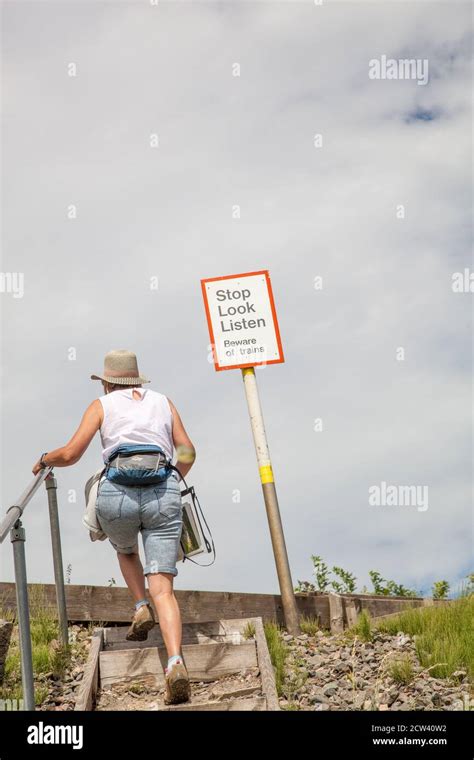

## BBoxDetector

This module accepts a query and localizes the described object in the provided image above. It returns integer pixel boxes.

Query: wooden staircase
[75,617,279,712]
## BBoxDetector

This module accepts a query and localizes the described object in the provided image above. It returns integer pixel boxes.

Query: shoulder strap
[169,465,216,567]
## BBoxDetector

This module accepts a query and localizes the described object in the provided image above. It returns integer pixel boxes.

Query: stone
[310,689,331,705]
[257,624,467,714]
[395,634,411,647]
[353,693,367,710]
[314,667,330,678]
[383,689,399,706]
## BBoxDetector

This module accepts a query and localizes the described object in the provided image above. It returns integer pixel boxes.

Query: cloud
[1,1,471,597]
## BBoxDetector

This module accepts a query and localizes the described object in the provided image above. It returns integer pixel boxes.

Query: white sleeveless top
[98,388,174,463]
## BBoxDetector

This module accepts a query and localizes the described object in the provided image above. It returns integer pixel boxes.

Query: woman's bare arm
[168,398,196,479]
[32,400,103,474]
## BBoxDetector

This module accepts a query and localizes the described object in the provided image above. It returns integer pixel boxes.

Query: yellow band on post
[259,465,274,484]
[242,367,255,377]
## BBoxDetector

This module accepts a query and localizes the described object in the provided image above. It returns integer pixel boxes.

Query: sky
[0,0,472,599]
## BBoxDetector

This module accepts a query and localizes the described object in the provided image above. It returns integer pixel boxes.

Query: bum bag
[105,444,171,486]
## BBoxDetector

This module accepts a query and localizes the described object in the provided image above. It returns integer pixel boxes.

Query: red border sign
[201,270,285,371]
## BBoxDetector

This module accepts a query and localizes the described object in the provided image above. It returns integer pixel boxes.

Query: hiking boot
[126,603,155,642]
[164,659,191,705]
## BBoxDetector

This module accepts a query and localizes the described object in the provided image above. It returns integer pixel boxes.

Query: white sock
[166,655,182,672]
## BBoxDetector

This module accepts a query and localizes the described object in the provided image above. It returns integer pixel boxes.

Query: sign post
[201,270,300,635]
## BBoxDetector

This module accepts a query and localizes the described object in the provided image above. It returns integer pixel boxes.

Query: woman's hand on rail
[32,459,45,476]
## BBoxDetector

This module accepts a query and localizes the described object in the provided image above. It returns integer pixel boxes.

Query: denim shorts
[96,470,183,576]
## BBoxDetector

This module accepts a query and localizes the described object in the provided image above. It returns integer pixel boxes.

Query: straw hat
[91,350,150,385]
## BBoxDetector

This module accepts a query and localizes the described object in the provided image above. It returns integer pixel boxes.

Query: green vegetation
[376,595,474,680]
[368,571,417,598]
[387,654,415,685]
[264,621,312,710]
[296,558,474,600]
[299,614,319,636]
[331,566,357,594]
[348,609,373,642]
[432,581,450,600]
[127,683,146,695]
[281,653,308,708]
[294,580,318,593]
[295,556,423,597]
[465,574,474,596]
[242,621,256,640]
[0,585,70,707]
[295,555,357,594]
[263,621,288,696]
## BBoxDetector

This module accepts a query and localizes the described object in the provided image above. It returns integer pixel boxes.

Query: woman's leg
[97,483,144,604]
[118,551,147,603]
[147,572,182,657]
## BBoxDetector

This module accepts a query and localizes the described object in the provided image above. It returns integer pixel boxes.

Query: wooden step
[99,640,258,688]
[103,618,250,650]
[76,616,280,711]
[159,696,267,711]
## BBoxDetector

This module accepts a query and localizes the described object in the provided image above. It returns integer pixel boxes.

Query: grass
[34,686,50,707]
[281,653,309,705]
[387,654,415,685]
[4,651,21,681]
[348,609,373,642]
[299,615,320,636]
[376,595,474,681]
[264,621,288,697]
[0,594,15,623]
[263,621,313,705]
[127,683,146,695]
[0,584,71,706]
[31,644,53,675]
[242,622,256,640]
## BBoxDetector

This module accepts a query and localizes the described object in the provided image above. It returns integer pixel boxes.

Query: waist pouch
[105,444,171,486]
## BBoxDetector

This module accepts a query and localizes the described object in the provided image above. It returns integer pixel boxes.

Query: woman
[32,349,196,705]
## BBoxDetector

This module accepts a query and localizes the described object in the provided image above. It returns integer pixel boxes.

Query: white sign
[201,270,285,371]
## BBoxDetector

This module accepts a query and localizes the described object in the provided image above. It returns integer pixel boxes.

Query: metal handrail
[1,467,68,711]
[0,467,52,544]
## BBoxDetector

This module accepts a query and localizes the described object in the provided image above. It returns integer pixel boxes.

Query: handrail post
[10,520,35,710]
[45,475,69,647]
